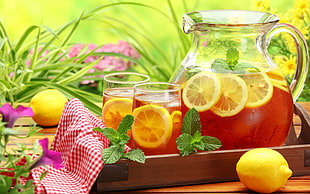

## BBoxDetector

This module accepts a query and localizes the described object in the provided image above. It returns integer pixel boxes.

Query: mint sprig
[211,47,259,73]
[176,108,222,156]
[93,115,145,164]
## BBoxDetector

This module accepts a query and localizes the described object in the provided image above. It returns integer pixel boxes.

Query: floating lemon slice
[266,69,289,92]
[102,98,133,129]
[171,110,182,131]
[243,73,273,108]
[211,74,248,117]
[132,104,173,148]
[182,71,221,112]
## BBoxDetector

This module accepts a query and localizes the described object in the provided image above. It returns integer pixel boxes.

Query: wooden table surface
[10,102,310,193]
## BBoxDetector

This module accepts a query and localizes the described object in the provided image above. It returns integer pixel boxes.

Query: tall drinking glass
[102,72,150,130]
[132,82,182,155]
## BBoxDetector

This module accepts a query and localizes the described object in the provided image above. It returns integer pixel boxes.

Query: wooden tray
[93,103,310,192]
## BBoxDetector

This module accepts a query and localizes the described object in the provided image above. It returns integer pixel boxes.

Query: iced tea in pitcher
[180,69,293,149]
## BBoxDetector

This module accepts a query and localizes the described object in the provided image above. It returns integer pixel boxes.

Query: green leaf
[93,127,104,133]
[182,108,201,135]
[211,59,231,73]
[117,115,134,134]
[226,47,239,66]
[0,175,12,192]
[191,131,205,150]
[201,136,222,151]
[102,145,124,164]
[98,127,130,145]
[233,62,259,72]
[176,133,196,156]
[124,149,145,163]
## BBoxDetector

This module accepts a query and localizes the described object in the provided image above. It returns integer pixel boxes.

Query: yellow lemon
[236,148,292,193]
[30,89,68,127]
[132,104,173,149]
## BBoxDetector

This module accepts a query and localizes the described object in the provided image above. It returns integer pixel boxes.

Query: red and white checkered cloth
[31,98,109,194]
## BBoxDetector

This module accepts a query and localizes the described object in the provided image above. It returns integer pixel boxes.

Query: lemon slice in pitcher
[211,74,248,117]
[243,73,273,108]
[132,104,173,148]
[182,71,221,112]
[266,69,289,92]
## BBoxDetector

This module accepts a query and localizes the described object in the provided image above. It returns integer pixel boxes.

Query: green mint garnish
[226,47,239,67]
[93,114,145,164]
[211,47,259,73]
[176,108,222,156]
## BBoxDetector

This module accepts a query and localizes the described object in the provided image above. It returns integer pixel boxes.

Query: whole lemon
[236,148,292,193]
[30,89,68,127]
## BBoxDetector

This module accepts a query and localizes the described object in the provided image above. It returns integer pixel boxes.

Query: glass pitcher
[170,10,309,150]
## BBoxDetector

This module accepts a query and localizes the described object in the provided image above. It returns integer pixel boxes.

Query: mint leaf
[226,47,239,66]
[98,127,120,144]
[102,145,124,164]
[176,108,222,156]
[211,59,232,73]
[94,114,145,164]
[201,136,222,151]
[234,62,259,72]
[211,47,259,74]
[176,133,196,156]
[117,114,134,134]
[191,131,205,150]
[182,108,201,135]
[124,149,145,163]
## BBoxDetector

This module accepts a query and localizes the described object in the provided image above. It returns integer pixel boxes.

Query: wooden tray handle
[285,103,310,145]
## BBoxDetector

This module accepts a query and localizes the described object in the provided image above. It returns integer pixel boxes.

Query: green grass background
[0,0,293,45]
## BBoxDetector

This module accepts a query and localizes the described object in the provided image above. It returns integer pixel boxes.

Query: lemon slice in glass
[182,71,221,112]
[243,73,273,108]
[132,104,173,148]
[211,74,248,117]
[102,98,133,129]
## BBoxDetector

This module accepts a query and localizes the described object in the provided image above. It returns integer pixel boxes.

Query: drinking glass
[102,72,150,130]
[132,82,182,155]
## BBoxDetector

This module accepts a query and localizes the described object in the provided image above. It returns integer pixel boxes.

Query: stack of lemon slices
[182,71,275,117]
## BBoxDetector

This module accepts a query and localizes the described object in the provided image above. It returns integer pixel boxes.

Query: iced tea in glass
[102,72,150,131]
[132,82,182,155]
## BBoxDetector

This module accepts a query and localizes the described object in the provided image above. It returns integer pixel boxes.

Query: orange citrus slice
[171,110,182,131]
[132,104,173,148]
[243,73,273,108]
[102,98,133,129]
[211,74,248,117]
[266,69,289,92]
[182,71,221,112]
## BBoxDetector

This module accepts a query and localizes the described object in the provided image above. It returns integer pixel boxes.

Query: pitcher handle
[267,23,309,101]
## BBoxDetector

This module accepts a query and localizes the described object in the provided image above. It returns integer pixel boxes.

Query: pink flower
[26,48,50,66]
[67,41,141,85]
[30,138,64,170]
[0,103,34,128]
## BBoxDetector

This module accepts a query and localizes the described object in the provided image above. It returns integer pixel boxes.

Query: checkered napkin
[31,98,109,194]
